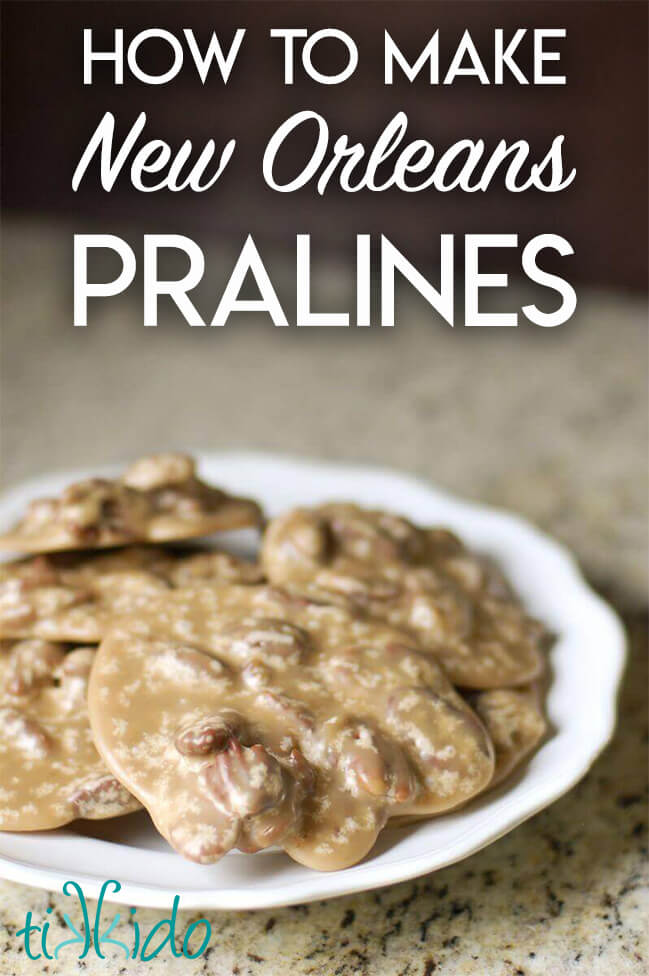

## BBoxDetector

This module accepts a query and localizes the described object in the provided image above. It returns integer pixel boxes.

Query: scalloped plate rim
[0,451,626,910]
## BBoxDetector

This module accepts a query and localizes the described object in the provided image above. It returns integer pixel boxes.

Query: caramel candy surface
[89,585,494,870]
[0,545,264,642]
[468,686,547,786]
[262,504,546,689]
[0,640,139,830]
[0,454,262,553]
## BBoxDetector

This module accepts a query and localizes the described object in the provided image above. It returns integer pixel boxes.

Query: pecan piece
[167,817,238,864]
[286,746,316,791]
[425,528,464,557]
[323,717,416,804]
[225,618,309,666]
[0,707,51,758]
[56,646,96,680]
[169,552,264,587]
[69,775,135,818]
[174,711,245,757]
[204,739,288,818]
[255,690,315,733]
[315,570,401,603]
[59,479,113,537]
[5,639,65,696]
[0,578,37,626]
[203,739,306,852]
[59,479,148,542]
[288,513,331,561]
[146,642,230,685]
[266,584,352,612]
[436,553,485,594]
[240,660,273,689]
[22,498,58,531]
[330,509,425,563]
[122,453,196,490]
[387,686,493,773]
[405,585,473,642]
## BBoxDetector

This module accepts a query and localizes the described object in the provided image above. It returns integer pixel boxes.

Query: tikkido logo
[16,880,213,961]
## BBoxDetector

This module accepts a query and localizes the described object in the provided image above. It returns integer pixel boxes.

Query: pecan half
[203,739,306,853]
[174,712,245,757]
[323,716,416,804]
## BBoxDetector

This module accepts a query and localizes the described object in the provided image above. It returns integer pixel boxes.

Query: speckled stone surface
[0,220,647,974]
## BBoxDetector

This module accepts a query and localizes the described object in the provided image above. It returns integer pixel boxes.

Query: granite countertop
[0,220,647,974]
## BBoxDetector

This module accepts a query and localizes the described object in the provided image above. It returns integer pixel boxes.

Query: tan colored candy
[0,454,262,553]
[164,550,264,589]
[0,546,264,642]
[88,585,494,870]
[0,640,139,830]
[467,686,547,786]
[261,504,546,689]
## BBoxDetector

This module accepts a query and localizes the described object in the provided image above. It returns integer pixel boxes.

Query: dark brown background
[2,0,647,292]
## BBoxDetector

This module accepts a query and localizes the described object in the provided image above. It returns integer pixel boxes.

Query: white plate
[0,452,625,910]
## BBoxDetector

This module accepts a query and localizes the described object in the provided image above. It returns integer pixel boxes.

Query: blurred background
[1,0,647,607]
[3,0,648,286]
